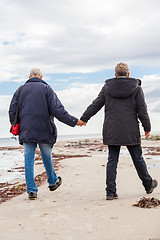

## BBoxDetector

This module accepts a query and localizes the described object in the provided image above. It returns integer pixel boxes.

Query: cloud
[53,79,160,135]
[141,75,160,113]
[0,83,104,138]
[56,83,103,114]
[0,96,12,114]
[1,74,160,138]
[0,0,160,136]
[0,0,160,82]
[55,76,160,135]
[142,75,160,97]
[54,83,104,136]
[0,95,12,137]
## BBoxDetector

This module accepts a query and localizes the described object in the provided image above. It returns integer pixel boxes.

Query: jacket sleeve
[8,90,19,124]
[80,86,105,122]
[47,87,78,127]
[136,86,151,132]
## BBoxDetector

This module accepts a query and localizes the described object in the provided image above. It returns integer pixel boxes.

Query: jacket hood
[105,77,141,98]
[25,77,48,85]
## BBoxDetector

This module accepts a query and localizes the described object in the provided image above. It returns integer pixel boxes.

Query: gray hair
[30,68,42,78]
[115,62,129,77]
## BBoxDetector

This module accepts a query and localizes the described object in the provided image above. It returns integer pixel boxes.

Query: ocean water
[0,134,101,147]
[0,149,24,183]
[1,133,159,183]
[0,134,101,183]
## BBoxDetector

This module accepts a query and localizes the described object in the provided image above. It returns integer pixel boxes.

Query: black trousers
[106,144,152,195]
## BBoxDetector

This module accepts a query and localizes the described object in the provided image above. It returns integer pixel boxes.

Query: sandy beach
[0,137,160,240]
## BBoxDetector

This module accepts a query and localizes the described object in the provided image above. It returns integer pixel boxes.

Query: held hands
[76,119,86,127]
[145,131,150,139]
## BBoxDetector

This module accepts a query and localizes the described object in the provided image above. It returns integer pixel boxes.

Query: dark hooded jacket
[9,77,78,147]
[80,77,151,146]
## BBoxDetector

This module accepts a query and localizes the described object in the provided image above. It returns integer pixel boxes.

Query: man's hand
[76,119,86,126]
[145,131,150,139]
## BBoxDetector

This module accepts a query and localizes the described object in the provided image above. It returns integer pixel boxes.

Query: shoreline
[0,132,160,147]
[0,137,160,204]
[0,138,102,203]
[0,137,160,239]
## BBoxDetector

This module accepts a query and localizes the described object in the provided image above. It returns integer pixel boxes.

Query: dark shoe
[146,179,158,194]
[106,193,118,200]
[49,176,62,191]
[28,192,37,200]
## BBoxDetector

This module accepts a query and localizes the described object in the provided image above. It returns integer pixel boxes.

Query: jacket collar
[105,77,141,86]
[25,77,48,85]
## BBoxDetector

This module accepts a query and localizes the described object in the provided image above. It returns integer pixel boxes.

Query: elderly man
[9,69,83,200]
[80,62,158,200]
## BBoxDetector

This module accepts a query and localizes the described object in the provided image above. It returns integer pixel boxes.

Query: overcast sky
[0,0,160,138]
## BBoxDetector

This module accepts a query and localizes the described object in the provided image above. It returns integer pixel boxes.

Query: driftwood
[133,197,160,208]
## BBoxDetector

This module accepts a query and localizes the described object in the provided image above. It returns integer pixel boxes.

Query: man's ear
[40,75,43,79]
[127,72,130,78]
[29,76,31,79]
[115,73,117,78]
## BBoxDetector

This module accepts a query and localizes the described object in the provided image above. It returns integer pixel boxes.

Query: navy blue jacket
[9,77,78,147]
[81,77,151,146]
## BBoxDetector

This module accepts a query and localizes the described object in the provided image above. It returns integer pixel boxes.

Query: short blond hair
[115,62,129,77]
[30,68,42,78]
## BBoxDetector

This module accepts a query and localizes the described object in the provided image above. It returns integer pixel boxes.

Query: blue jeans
[24,142,58,193]
[106,145,153,195]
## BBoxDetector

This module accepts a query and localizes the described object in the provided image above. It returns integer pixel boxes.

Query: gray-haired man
[9,68,84,200]
[80,62,158,200]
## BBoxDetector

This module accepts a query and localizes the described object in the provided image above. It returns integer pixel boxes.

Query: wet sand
[0,138,160,240]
